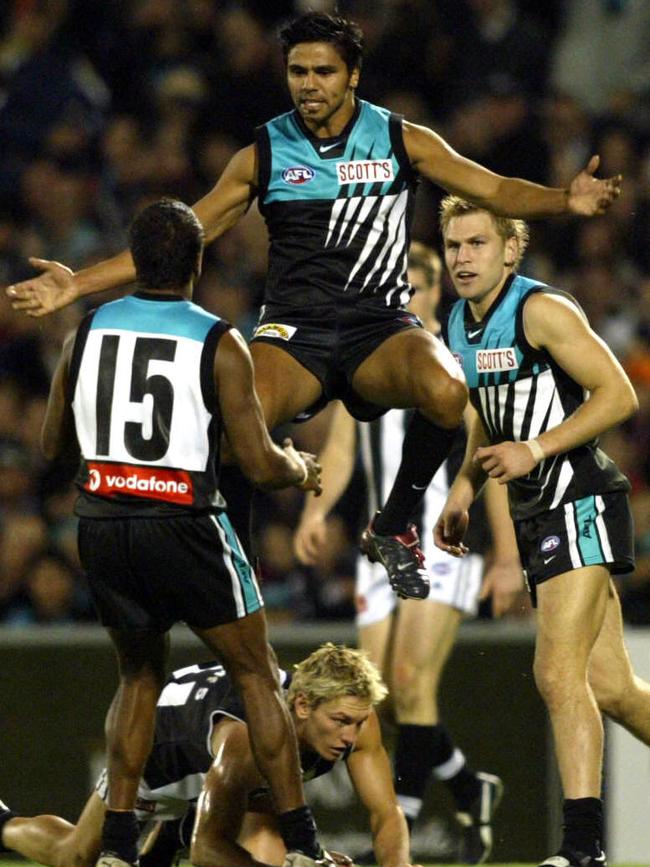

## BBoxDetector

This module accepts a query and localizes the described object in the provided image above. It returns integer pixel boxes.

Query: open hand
[6,257,78,316]
[566,155,622,216]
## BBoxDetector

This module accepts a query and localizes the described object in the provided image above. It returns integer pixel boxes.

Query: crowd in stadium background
[0,0,649,627]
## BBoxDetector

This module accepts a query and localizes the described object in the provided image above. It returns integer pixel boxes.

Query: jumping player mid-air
[6,12,622,602]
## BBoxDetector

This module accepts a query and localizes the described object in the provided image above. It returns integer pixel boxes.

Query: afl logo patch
[540,535,560,553]
[282,166,315,185]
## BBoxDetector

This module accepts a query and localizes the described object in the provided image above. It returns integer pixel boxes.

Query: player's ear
[504,236,518,268]
[293,692,312,719]
[349,66,360,90]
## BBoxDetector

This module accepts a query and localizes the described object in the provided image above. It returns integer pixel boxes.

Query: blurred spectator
[551,0,650,122]
[1,547,91,626]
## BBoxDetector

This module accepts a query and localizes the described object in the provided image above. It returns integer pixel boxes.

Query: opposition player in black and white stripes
[37,199,327,867]
[0,644,421,867]
[435,197,650,867]
[7,11,622,603]
[294,243,521,864]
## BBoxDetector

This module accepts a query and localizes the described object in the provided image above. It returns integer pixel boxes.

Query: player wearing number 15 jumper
[40,199,326,867]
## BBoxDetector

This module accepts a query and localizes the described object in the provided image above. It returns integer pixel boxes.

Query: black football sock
[219,464,254,559]
[394,724,438,826]
[373,413,459,536]
[101,809,139,864]
[562,798,603,858]
[139,815,185,867]
[277,805,321,859]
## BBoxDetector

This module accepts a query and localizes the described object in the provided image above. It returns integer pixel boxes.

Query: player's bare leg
[535,565,609,861]
[98,630,169,866]
[1,791,105,867]
[588,578,650,744]
[193,609,321,859]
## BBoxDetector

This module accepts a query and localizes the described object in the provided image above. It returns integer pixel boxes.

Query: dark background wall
[0,622,559,862]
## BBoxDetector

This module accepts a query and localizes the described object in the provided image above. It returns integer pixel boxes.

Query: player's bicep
[524,293,631,393]
[193,144,258,242]
[403,122,503,201]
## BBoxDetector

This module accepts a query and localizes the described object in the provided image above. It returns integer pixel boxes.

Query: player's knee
[418,373,468,428]
[391,662,423,716]
[533,656,575,709]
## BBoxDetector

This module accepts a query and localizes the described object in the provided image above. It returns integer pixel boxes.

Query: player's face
[443,211,517,312]
[294,694,371,761]
[286,42,359,133]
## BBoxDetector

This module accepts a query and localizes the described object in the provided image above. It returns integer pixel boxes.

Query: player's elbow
[616,380,639,423]
[41,430,60,462]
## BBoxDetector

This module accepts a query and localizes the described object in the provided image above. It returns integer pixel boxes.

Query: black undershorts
[251,303,422,421]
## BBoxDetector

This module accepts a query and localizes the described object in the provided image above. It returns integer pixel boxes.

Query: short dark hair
[279,12,364,72]
[129,198,204,290]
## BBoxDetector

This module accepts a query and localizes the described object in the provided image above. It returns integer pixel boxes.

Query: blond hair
[439,196,529,268]
[287,643,388,708]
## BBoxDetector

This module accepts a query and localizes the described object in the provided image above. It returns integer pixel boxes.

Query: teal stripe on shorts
[218,513,263,614]
[574,495,606,565]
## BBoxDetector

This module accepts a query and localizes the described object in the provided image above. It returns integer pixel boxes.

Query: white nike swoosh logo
[411,483,427,490]
[467,329,483,338]
[319,142,339,153]
[543,555,556,565]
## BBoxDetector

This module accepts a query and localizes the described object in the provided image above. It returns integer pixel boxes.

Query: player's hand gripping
[6,257,79,316]
[473,440,539,483]
[283,438,322,495]
[434,505,469,558]
[566,154,622,216]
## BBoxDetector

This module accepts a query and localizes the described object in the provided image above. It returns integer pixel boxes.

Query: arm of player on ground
[192,720,278,867]
[402,122,621,218]
[346,712,421,867]
[215,328,319,492]
[293,402,356,565]
[41,331,78,461]
[474,293,639,484]
[6,144,259,317]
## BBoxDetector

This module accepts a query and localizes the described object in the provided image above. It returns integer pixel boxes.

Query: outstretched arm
[216,329,321,493]
[404,122,621,218]
[293,402,357,564]
[7,145,258,316]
